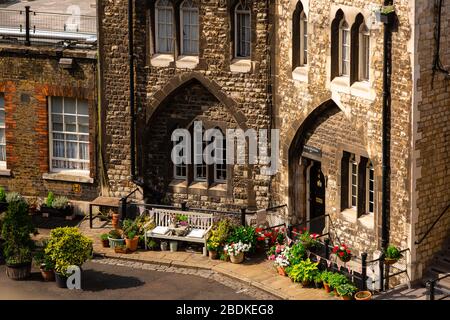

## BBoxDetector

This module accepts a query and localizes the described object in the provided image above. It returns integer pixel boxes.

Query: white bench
[144,208,214,256]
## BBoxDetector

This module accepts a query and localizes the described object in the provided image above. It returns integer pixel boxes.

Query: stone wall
[0,45,98,210]
[99,0,273,210]
[413,0,450,278]
[273,0,413,261]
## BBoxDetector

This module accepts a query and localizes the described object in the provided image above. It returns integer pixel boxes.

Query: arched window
[214,128,227,182]
[180,0,199,55]
[359,23,370,81]
[155,0,174,54]
[300,12,308,66]
[194,125,207,182]
[235,2,251,58]
[367,161,374,214]
[340,20,350,76]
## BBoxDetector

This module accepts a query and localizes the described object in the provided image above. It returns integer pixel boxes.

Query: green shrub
[328,273,349,290]
[336,283,358,297]
[33,241,55,271]
[46,191,55,207]
[52,196,69,210]
[385,244,402,260]
[1,199,35,265]
[45,227,93,276]
[321,271,334,284]
[286,242,306,265]
[127,230,137,239]
[314,271,323,284]
[287,259,319,283]
[5,192,25,204]
[0,187,6,202]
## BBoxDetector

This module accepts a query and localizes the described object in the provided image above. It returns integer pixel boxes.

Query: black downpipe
[128,0,144,188]
[381,0,394,269]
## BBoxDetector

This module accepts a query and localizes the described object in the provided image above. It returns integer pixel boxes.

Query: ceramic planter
[108,237,125,249]
[230,252,244,264]
[355,291,372,300]
[208,250,218,260]
[40,267,55,282]
[6,262,31,280]
[55,272,68,288]
[125,236,139,252]
[170,241,178,252]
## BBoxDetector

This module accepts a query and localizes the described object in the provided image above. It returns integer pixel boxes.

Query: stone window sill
[0,169,11,177]
[176,55,199,69]
[292,66,308,83]
[330,76,351,93]
[340,208,375,229]
[150,54,174,67]
[189,181,208,190]
[43,172,94,184]
[230,58,253,73]
[350,81,376,101]
[340,208,358,223]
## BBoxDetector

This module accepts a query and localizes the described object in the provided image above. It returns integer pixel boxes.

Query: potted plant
[384,244,403,265]
[111,210,121,229]
[227,226,258,254]
[273,246,290,276]
[355,290,373,300]
[314,271,323,289]
[380,4,396,24]
[328,273,349,296]
[100,234,110,248]
[336,283,358,300]
[224,241,251,264]
[207,237,220,260]
[45,227,93,288]
[1,197,36,280]
[34,245,55,282]
[146,239,158,251]
[321,271,334,293]
[332,243,352,263]
[108,229,125,249]
[293,228,320,250]
[40,192,73,218]
[125,231,139,252]
[286,242,307,265]
[286,258,319,287]
[114,244,128,254]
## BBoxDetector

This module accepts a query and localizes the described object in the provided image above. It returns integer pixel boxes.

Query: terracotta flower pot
[125,236,139,252]
[334,288,340,296]
[277,266,287,276]
[355,291,372,300]
[341,295,352,300]
[111,213,120,229]
[230,252,244,264]
[40,268,55,282]
[324,282,331,293]
[209,250,218,260]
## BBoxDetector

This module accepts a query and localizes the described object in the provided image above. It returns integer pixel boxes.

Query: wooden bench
[144,208,214,256]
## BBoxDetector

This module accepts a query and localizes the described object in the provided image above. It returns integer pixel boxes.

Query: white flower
[224,241,252,256]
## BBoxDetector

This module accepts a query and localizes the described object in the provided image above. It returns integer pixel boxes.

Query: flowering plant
[332,243,352,262]
[292,228,320,249]
[273,247,290,268]
[224,241,251,256]
[263,227,286,246]
[267,244,286,261]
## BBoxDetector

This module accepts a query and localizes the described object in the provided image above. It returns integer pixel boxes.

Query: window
[0,94,5,169]
[349,154,358,208]
[214,130,227,182]
[156,0,174,54]
[173,131,187,179]
[300,12,308,66]
[194,138,207,181]
[340,20,350,76]
[367,162,374,214]
[235,2,251,58]
[49,97,89,173]
[359,24,370,81]
[180,0,199,55]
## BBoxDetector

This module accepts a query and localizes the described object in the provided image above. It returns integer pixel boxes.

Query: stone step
[430,261,450,275]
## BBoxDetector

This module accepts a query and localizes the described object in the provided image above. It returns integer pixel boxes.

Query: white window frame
[214,133,227,183]
[155,0,174,54]
[173,133,187,180]
[48,97,90,175]
[366,162,375,214]
[0,94,6,169]
[194,130,207,182]
[359,23,370,82]
[180,0,199,56]
[234,2,251,58]
[349,154,358,209]
[300,11,308,66]
[339,20,350,77]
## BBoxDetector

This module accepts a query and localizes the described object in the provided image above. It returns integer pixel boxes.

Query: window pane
[53,140,65,158]
[0,145,5,162]
[64,98,76,114]
[51,97,63,113]
[79,143,89,160]
[78,100,89,115]
[0,128,5,144]
[0,109,5,125]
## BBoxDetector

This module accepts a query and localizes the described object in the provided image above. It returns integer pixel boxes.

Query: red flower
[332,247,338,253]
[255,228,263,233]
[257,237,265,242]
[339,252,344,257]
[346,249,351,254]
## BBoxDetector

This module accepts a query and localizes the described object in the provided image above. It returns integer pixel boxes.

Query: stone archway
[288,99,369,226]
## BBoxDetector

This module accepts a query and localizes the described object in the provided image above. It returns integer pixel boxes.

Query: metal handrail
[415,203,450,245]
[427,273,450,300]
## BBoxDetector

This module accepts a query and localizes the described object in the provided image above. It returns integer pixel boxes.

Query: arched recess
[287,99,369,222]
[146,72,248,130]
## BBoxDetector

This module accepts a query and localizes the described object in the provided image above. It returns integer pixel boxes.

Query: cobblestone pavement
[92,257,279,300]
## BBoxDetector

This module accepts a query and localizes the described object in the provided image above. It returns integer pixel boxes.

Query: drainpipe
[381,0,394,251]
[128,0,144,188]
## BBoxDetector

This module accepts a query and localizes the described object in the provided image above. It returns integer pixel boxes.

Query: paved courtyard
[0,0,96,15]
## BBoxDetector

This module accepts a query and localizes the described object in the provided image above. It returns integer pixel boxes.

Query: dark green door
[309,161,326,234]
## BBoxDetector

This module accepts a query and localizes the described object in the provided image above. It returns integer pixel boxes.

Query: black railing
[427,273,450,300]
[415,203,450,245]
[0,6,97,46]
